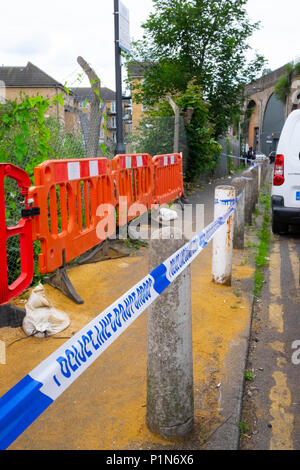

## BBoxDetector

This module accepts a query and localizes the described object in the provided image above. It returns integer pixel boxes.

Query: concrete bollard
[249,166,259,208]
[231,178,246,250]
[147,226,194,438]
[241,170,254,225]
[262,159,269,183]
[212,186,235,286]
[258,164,261,191]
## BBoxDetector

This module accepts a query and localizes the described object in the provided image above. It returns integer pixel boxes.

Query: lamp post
[114,0,126,155]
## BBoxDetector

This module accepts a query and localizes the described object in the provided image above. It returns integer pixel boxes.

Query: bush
[274,75,290,103]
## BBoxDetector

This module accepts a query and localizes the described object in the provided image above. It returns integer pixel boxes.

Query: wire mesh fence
[0,85,120,290]
[0,71,242,293]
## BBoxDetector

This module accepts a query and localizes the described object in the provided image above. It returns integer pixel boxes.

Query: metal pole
[114,0,126,155]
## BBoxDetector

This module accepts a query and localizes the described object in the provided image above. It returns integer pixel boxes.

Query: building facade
[0,62,80,135]
[244,63,300,156]
[71,87,131,155]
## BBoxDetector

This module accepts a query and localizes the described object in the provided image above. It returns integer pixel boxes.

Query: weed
[254,269,265,298]
[233,291,241,298]
[244,370,254,381]
[246,241,259,249]
[239,421,249,438]
[254,207,261,217]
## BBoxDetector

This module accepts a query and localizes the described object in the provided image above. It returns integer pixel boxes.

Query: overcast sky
[1,0,300,91]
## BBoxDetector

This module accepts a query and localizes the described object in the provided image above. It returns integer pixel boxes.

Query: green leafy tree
[129,0,264,139]
[0,94,54,175]
[129,81,221,179]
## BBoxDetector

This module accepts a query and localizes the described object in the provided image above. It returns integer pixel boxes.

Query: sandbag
[159,208,178,221]
[23,284,70,338]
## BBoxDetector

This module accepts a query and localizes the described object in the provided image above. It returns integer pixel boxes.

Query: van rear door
[278,111,300,208]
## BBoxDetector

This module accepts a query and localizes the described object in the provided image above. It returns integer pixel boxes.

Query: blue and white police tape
[214,197,240,206]
[221,153,265,169]
[221,153,248,162]
[0,202,237,450]
[214,190,245,207]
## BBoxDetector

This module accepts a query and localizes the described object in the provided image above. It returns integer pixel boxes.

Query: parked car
[271,110,300,234]
[269,151,276,164]
[255,153,267,162]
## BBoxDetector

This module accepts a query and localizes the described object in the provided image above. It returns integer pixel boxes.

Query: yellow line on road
[288,240,299,287]
[270,371,294,450]
[268,242,283,333]
[267,240,297,450]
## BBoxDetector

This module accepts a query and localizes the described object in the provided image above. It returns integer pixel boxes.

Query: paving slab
[0,172,257,451]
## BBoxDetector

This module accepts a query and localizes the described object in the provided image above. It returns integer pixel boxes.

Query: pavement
[0,169,262,451]
[240,224,300,450]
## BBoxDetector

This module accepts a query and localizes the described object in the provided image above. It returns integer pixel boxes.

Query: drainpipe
[55,86,60,118]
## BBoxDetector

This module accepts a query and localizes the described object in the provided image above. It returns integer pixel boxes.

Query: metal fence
[1,112,104,288]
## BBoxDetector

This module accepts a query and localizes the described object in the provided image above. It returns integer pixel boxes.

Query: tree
[129,0,264,138]
[129,81,221,179]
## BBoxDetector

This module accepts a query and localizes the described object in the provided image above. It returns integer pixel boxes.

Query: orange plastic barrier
[152,153,184,206]
[0,163,34,304]
[29,158,115,274]
[112,154,154,224]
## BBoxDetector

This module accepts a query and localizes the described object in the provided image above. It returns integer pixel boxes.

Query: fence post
[212,186,235,286]
[147,226,194,438]
[231,178,246,250]
[257,164,261,191]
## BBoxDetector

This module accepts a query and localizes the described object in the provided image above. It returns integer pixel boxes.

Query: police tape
[214,197,239,206]
[221,153,248,162]
[0,203,237,450]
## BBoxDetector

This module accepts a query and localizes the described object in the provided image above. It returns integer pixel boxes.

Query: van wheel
[272,218,288,235]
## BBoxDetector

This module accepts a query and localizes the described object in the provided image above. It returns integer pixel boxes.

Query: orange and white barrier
[112,154,154,225]
[29,158,115,274]
[152,153,184,206]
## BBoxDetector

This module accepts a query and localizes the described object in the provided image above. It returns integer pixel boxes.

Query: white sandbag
[159,208,178,221]
[23,284,70,338]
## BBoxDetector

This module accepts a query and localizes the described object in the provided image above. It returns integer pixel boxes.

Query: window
[111,101,116,113]
[111,117,117,129]
[79,100,89,109]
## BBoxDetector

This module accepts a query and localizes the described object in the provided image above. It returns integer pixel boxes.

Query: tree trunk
[77,56,103,158]
[166,95,180,154]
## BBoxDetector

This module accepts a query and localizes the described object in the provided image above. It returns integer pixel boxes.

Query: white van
[271,109,300,234]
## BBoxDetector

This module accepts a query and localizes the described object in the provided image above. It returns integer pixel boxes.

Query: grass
[253,189,271,298]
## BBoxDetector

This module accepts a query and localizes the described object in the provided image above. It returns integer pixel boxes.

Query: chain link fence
[1,79,241,293]
[1,87,115,290]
